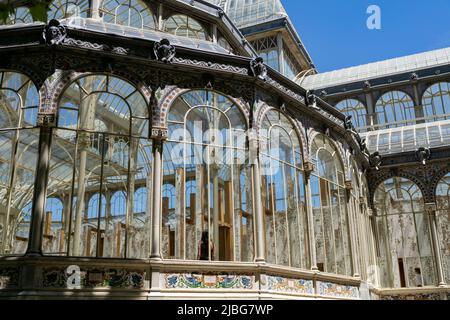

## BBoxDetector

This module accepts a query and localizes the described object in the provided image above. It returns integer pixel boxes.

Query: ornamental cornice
[172,57,248,75]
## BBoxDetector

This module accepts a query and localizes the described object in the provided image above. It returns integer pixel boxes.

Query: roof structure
[204,0,314,72]
[300,47,450,90]
[205,0,287,29]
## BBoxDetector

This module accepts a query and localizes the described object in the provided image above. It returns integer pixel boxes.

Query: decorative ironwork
[416,147,431,165]
[369,152,382,170]
[42,19,67,46]
[250,57,267,81]
[151,127,169,141]
[153,39,176,63]
[37,112,56,127]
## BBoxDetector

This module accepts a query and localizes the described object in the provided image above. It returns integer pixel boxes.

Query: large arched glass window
[422,82,450,121]
[375,91,415,128]
[335,99,367,130]
[435,173,450,284]
[163,90,253,262]
[311,134,352,276]
[374,177,436,288]
[46,74,151,259]
[165,15,208,40]
[260,109,308,269]
[0,71,39,256]
[101,0,157,30]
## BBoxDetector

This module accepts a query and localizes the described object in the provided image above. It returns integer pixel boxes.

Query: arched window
[0,7,32,25]
[311,134,352,276]
[374,177,436,288]
[163,184,176,210]
[375,91,415,128]
[53,74,150,259]
[87,194,107,219]
[165,14,208,40]
[0,71,39,256]
[260,108,308,269]
[49,0,89,20]
[435,173,450,284]
[163,89,252,262]
[422,82,450,121]
[111,191,127,217]
[46,197,64,222]
[134,187,147,215]
[335,99,367,129]
[101,0,157,30]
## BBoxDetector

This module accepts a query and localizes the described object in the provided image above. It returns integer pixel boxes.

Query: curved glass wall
[41,73,152,258]
[422,82,450,122]
[310,134,352,276]
[435,173,450,284]
[260,109,308,268]
[375,91,416,129]
[374,177,436,288]
[0,71,39,256]
[163,90,253,262]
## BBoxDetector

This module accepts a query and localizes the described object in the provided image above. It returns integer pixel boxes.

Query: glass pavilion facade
[0,0,448,300]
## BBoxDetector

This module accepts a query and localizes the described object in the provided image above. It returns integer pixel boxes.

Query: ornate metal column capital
[37,112,57,127]
[303,161,315,179]
[248,129,259,164]
[151,126,168,141]
[345,180,353,191]
[424,203,437,215]
[37,96,57,127]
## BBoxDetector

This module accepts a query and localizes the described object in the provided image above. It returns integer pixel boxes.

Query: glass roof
[363,118,450,155]
[301,47,450,90]
[205,0,288,28]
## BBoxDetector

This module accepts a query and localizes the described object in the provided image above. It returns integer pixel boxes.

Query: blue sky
[282,0,450,72]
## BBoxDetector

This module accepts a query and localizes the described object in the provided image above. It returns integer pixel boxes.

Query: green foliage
[29,1,49,22]
[0,3,15,24]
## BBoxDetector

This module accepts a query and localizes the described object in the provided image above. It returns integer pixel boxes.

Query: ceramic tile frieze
[317,281,360,299]
[162,273,255,290]
[264,275,314,295]
[42,267,145,289]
